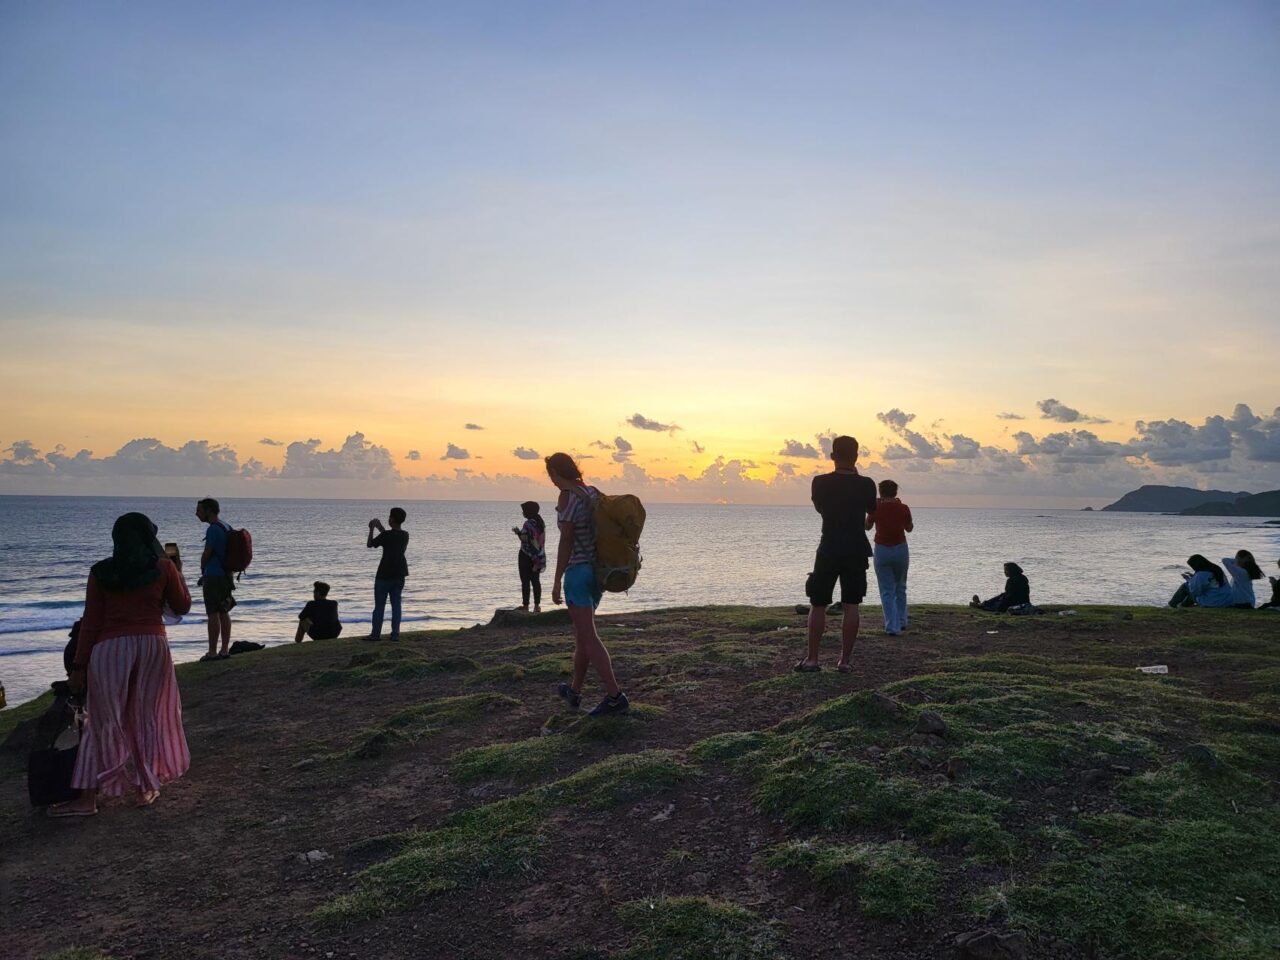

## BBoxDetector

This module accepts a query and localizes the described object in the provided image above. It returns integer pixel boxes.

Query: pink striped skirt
[72,634,190,797]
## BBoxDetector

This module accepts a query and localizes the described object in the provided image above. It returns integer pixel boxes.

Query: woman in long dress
[50,512,192,816]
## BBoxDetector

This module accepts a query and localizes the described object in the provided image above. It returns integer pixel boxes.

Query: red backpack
[221,523,253,576]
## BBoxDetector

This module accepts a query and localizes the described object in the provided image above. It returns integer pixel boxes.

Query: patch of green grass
[340,693,517,761]
[461,663,527,686]
[310,653,479,688]
[761,839,940,919]
[613,897,784,960]
[996,815,1280,959]
[316,750,693,924]
[664,847,697,865]
[745,671,855,693]
[451,705,665,783]
[689,731,770,763]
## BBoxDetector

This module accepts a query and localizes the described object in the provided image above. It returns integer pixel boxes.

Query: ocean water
[1,495,1276,708]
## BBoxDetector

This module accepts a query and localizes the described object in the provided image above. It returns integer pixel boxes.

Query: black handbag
[27,691,84,807]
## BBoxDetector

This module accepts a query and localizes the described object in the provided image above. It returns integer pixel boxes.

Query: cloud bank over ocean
[4,404,1279,506]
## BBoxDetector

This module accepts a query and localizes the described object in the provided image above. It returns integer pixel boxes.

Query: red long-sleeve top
[74,558,192,668]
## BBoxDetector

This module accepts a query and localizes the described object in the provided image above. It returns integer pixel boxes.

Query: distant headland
[1100,484,1280,517]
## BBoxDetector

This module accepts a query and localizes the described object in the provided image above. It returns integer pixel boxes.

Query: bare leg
[804,605,826,666]
[571,642,590,693]
[569,606,620,695]
[217,611,232,656]
[295,618,310,643]
[206,614,219,657]
[838,603,861,667]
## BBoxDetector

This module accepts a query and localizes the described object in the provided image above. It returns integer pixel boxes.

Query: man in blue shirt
[196,497,235,661]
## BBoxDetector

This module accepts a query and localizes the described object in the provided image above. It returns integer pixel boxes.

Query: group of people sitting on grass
[1168,551,1280,610]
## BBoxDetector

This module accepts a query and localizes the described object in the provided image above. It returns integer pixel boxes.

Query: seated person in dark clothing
[296,581,342,642]
[970,562,1031,612]
[1264,559,1280,609]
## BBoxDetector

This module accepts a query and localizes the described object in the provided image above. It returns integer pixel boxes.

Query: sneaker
[588,691,630,717]
[556,682,582,711]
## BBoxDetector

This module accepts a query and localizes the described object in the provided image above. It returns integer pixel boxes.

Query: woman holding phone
[49,512,192,816]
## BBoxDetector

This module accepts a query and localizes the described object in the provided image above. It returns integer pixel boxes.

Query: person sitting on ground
[796,434,877,674]
[1221,550,1263,610]
[970,562,1031,613]
[546,451,629,716]
[49,512,192,817]
[1167,554,1235,608]
[512,501,546,613]
[1262,559,1280,609]
[295,581,342,642]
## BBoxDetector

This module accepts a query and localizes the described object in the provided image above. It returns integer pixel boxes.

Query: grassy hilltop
[2,605,1278,960]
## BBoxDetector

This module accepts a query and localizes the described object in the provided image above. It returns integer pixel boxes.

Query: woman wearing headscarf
[969,562,1032,613]
[512,501,546,612]
[1168,554,1235,609]
[49,513,192,816]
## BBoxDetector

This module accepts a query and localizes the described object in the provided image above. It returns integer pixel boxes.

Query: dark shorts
[202,574,237,614]
[805,551,868,607]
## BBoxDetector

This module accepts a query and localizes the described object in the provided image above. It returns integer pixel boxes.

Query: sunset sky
[2,2,1278,506]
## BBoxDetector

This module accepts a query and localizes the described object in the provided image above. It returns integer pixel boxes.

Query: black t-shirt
[300,599,341,634]
[811,470,877,558]
[372,529,409,580]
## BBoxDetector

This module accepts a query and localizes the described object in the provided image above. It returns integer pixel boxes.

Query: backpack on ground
[574,488,646,592]
[220,521,253,578]
[27,688,83,807]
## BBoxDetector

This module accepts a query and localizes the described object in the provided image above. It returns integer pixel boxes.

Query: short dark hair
[389,507,407,525]
[197,497,220,515]
[878,479,898,498]
[830,435,859,462]
[544,452,583,481]
[313,581,330,597]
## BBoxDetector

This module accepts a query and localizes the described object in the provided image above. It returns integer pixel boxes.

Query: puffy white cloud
[877,409,943,460]
[876,409,915,432]
[611,436,634,463]
[464,423,484,431]
[1014,429,1126,464]
[1037,398,1109,425]
[626,413,680,434]
[779,439,822,459]
[440,442,471,461]
[1231,404,1280,462]
[405,450,421,461]
[512,446,541,460]
[282,433,400,479]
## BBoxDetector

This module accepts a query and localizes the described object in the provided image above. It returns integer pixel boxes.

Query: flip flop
[836,662,852,674]
[792,661,821,673]
[217,653,231,660]
[47,804,97,818]
[137,790,160,807]
[198,654,218,663]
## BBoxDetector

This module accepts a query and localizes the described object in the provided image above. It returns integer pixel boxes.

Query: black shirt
[300,599,341,635]
[811,470,877,558]
[1004,574,1031,608]
[372,529,409,580]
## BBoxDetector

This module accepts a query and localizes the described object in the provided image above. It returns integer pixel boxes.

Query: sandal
[836,662,852,674]
[217,653,230,660]
[137,790,160,807]
[792,661,821,673]
[198,654,219,663]
[48,803,98,818]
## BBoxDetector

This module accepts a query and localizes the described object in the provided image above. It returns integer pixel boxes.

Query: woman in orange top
[865,479,913,636]
[50,512,192,816]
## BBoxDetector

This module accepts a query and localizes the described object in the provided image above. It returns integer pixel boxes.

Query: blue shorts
[564,563,602,609]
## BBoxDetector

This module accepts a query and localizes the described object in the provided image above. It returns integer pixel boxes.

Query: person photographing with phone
[366,507,409,641]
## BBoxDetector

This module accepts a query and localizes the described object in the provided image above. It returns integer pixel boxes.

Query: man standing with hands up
[366,507,409,642]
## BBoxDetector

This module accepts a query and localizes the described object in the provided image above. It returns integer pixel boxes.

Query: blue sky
[2,1,1278,503]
